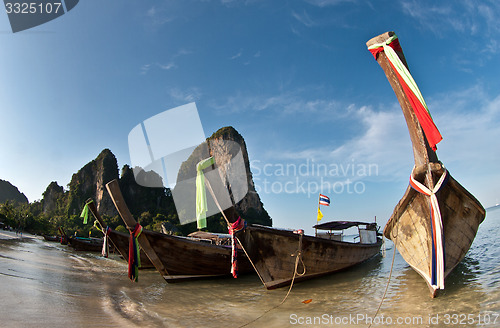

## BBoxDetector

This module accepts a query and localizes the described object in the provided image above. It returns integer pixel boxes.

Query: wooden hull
[42,234,60,242]
[139,228,253,281]
[384,165,485,296]
[105,229,154,269]
[68,237,103,252]
[238,225,382,289]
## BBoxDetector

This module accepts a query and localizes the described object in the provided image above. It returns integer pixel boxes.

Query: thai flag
[319,194,330,206]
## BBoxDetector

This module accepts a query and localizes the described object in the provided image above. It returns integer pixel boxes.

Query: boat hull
[238,225,382,289]
[384,165,485,296]
[68,237,103,252]
[140,229,253,281]
[106,229,155,269]
[42,234,60,242]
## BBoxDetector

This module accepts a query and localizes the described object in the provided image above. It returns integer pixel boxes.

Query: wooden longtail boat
[42,234,61,242]
[58,227,69,245]
[68,236,103,252]
[85,200,154,269]
[366,32,485,297]
[237,221,382,289]
[105,179,253,282]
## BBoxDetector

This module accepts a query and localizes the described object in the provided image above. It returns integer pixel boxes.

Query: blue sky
[1,0,499,233]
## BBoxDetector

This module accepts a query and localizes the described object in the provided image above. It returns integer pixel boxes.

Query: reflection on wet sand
[0,212,499,328]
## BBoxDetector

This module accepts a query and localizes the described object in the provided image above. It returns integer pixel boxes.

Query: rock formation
[65,148,119,216]
[42,181,64,213]
[0,179,28,204]
[174,126,272,227]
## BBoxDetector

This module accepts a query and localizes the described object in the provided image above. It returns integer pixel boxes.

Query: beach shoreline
[0,229,38,240]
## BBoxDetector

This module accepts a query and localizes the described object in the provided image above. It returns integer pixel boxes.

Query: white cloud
[230,51,242,60]
[140,64,151,75]
[245,83,500,200]
[304,0,356,7]
[158,62,176,70]
[272,104,412,180]
[211,90,345,118]
[291,10,317,27]
[145,5,173,27]
[400,0,500,43]
[168,87,203,103]
[140,49,192,74]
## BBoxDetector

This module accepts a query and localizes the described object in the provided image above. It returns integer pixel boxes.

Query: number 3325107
[5,2,62,14]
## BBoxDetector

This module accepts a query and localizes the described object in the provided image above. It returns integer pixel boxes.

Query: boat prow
[367,31,486,297]
[385,163,485,297]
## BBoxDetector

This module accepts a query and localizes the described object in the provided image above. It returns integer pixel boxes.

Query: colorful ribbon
[409,166,448,289]
[102,227,111,258]
[196,157,215,229]
[80,203,90,224]
[368,34,443,151]
[228,217,246,278]
[128,223,142,282]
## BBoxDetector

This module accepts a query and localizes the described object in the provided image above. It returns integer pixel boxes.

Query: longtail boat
[42,234,61,242]
[366,31,485,297]
[85,200,154,269]
[105,179,253,282]
[58,227,69,245]
[182,147,382,289]
[68,236,103,252]
[237,221,382,289]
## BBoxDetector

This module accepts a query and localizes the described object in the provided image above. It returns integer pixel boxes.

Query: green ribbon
[80,203,90,224]
[94,220,103,233]
[195,157,215,229]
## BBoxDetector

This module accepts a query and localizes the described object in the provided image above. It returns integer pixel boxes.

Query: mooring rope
[237,232,305,328]
[202,173,305,327]
[368,223,398,328]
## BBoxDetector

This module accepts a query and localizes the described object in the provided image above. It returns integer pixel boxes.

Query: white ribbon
[409,166,447,289]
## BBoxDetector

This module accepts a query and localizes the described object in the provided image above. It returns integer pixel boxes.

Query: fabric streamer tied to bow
[80,202,90,224]
[128,223,143,282]
[196,157,216,230]
[368,34,443,151]
[229,217,246,278]
[409,166,448,289]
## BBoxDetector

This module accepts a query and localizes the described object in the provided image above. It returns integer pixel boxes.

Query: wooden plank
[105,179,170,277]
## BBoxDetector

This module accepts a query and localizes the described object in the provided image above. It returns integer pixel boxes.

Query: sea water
[0,207,499,328]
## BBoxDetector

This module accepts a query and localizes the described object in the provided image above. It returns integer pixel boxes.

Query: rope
[235,235,266,286]
[201,168,304,326]
[368,222,399,328]
[237,232,304,328]
[203,177,231,226]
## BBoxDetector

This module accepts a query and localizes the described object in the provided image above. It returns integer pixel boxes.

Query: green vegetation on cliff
[0,127,271,237]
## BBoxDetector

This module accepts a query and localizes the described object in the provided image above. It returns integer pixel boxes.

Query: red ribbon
[369,37,442,151]
[229,217,246,278]
[128,223,142,282]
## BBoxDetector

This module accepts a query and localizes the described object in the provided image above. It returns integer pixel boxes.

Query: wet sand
[0,210,499,327]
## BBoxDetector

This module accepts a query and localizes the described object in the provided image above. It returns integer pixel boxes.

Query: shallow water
[0,208,499,328]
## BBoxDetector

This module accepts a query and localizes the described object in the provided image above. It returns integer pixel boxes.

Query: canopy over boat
[313,221,376,231]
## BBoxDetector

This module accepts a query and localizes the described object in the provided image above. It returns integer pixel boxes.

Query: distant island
[485,204,500,211]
